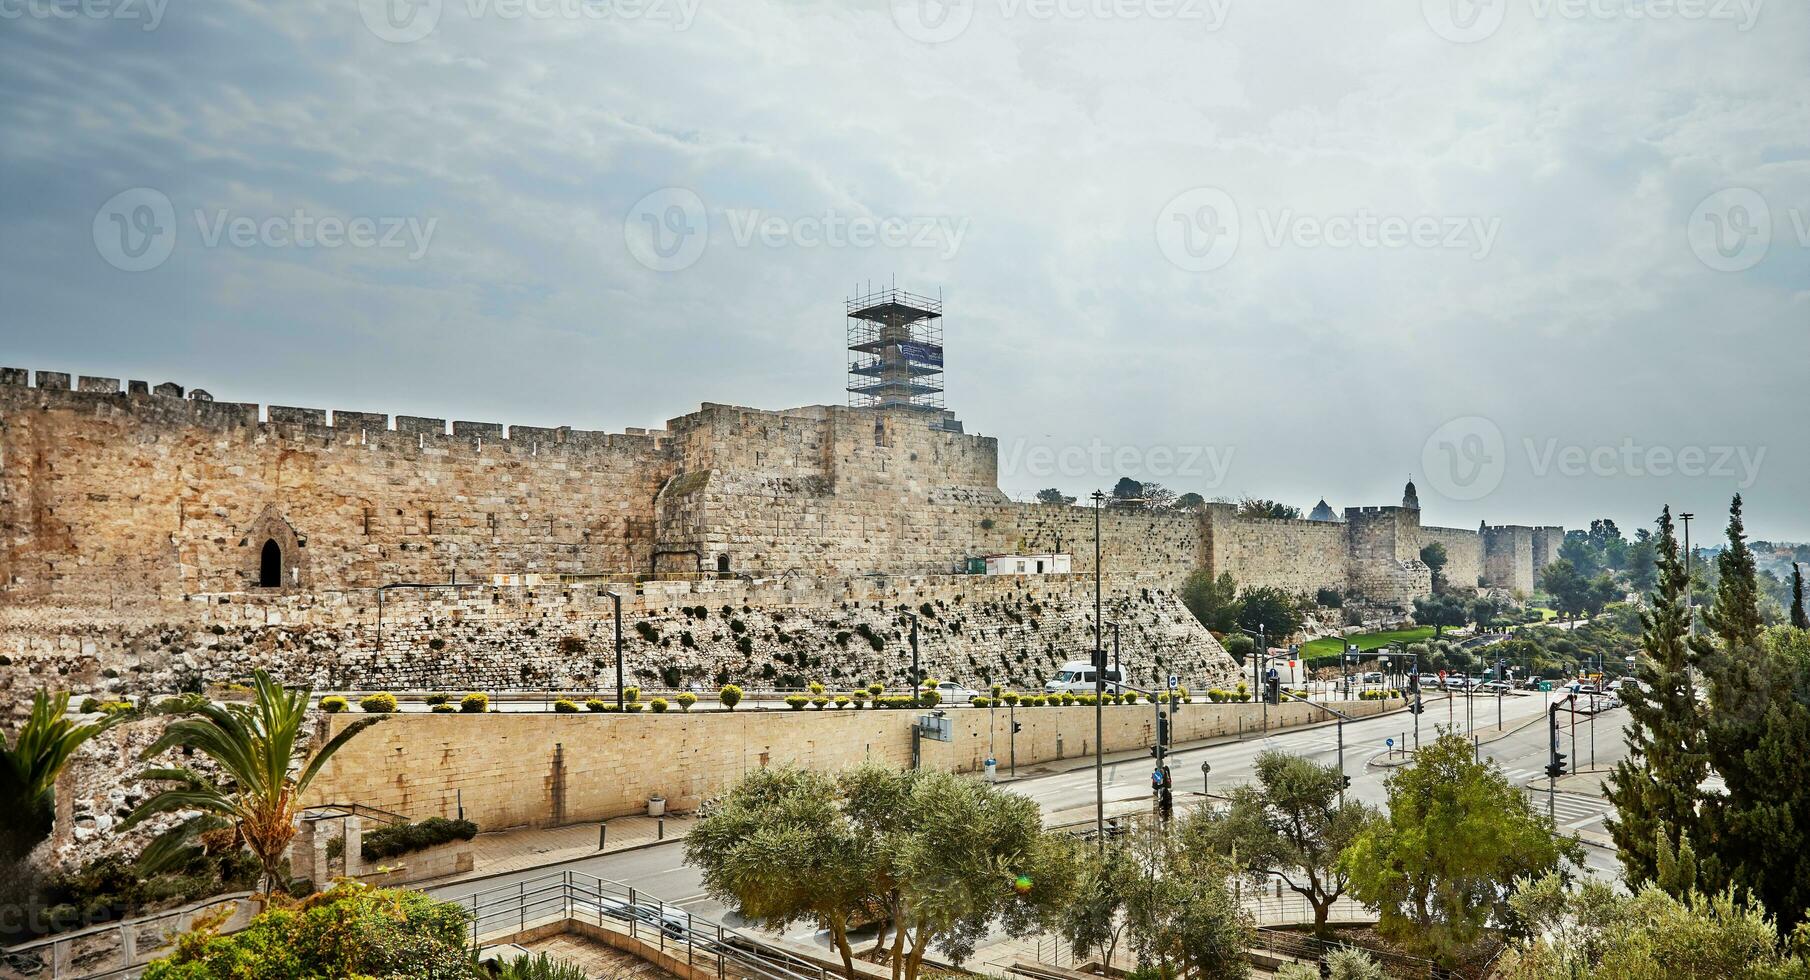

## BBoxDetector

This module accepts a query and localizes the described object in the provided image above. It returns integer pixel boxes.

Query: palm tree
[123,670,383,896]
[1,691,128,868]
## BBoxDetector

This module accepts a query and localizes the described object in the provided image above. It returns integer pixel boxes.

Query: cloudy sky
[2,0,1805,541]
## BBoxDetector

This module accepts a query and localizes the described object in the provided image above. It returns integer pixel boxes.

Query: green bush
[142,883,470,979]
[491,951,593,980]
[634,621,659,643]
[811,696,830,710]
[736,635,754,655]
[868,682,885,696]
[553,699,579,713]
[459,692,488,713]
[834,695,851,709]
[719,684,743,710]
[430,703,455,713]
[358,692,398,714]
[423,693,451,706]
[808,680,825,695]
[1122,690,1140,704]
[360,817,479,861]
[650,697,669,713]
[676,692,697,711]
[971,696,990,708]
[918,689,941,708]
[1001,692,1020,706]
[623,686,640,703]
[318,695,349,713]
[586,698,608,712]
[786,694,808,710]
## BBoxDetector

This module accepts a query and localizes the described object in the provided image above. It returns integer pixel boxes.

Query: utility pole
[1091,490,1105,854]
[606,591,624,711]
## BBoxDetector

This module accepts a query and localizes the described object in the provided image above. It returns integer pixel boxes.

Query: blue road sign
[1386,738,1395,748]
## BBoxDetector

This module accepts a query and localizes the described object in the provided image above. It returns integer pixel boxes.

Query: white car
[929,680,979,705]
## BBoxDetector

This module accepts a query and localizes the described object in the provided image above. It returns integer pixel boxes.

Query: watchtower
[846,285,944,411]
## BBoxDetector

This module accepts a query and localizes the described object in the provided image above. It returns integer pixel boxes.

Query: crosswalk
[1499,768,1616,829]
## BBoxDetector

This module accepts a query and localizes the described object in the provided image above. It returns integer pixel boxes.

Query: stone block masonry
[0,367,1563,697]
[304,696,1403,831]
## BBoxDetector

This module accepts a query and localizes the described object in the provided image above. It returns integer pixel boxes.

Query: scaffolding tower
[846,285,944,411]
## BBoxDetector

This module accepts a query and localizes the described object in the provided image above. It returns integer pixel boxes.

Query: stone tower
[1402,477,1420,511]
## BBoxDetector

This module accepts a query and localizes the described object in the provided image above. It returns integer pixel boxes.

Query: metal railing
[453,870,830,980]
[0,892,255,980]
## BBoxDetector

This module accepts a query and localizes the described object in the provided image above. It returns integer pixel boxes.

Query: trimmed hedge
[359,692,398,714]
[459,692,489,713]
[360,816,479,862]
[319,695,349,713]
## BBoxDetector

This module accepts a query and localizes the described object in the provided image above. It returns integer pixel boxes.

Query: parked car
[930,680,979,705]
[1360,671,1384,684]
[1044,661,1127,695]
[1476,680,1510,694]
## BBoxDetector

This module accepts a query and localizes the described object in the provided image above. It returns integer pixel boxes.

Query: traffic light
[1340,775,1351,790]
[1545,752,1568,779]
[1156,712,1170,748]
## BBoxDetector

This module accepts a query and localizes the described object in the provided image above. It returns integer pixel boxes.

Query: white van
[1044,661,1126,694]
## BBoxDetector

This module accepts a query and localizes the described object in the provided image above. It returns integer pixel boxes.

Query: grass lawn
[1298,626,1439,660]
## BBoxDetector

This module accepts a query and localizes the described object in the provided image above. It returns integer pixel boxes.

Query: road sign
[1168,674,1179,690]
[1386,738,1395,748]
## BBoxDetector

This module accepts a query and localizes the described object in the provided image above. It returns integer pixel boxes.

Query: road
[426,690,1632,932]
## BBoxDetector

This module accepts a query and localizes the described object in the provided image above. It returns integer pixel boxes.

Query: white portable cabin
[983,553,1072,575]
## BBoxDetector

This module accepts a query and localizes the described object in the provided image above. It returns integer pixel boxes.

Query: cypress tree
[1696,494,1810,933]
[1604,506,1713,887]
[1791,563,1807,630]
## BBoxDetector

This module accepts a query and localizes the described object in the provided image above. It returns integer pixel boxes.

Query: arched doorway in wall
[259,539,283,587]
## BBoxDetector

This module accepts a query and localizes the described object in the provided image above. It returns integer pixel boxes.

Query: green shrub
[650,697,669,713]
[492,951,593,980]
[736,635,754,655]
[553,699,579,713]
[623,686,640,703]
[361,817,479,861]
[808,680,825,695]
[359,692,398,714]
[1001,692,1020,706]
[811,696,829,710]
[918,689,941,708]
[423,692,451,706]
[1122,690,1139,704]
[318,695,349,713]
[430,703,455,713]
[459,692,488,713]
[868,682,885,696]
[719,684,743,710]
[142,882,471,979]
[586,698,608,712]
[786,694,808,710]
[972,696,991,708]
[634,621,659,643]
[730,618,746,634]
[834,695,851,709]
[1059,692,1077,706]
[676,692,697,711]
[625,701,645,712]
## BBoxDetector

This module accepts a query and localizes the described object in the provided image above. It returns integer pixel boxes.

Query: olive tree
[1183,750,1375,935]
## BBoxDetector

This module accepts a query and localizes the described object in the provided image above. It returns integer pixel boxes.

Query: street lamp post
[1092,490,1106,853]
[605,591,624,711]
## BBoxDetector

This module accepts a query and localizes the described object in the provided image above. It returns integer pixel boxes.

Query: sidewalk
[427,811,697,887]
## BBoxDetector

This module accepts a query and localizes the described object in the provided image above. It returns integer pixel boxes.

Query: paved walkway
[433,812,697,886]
